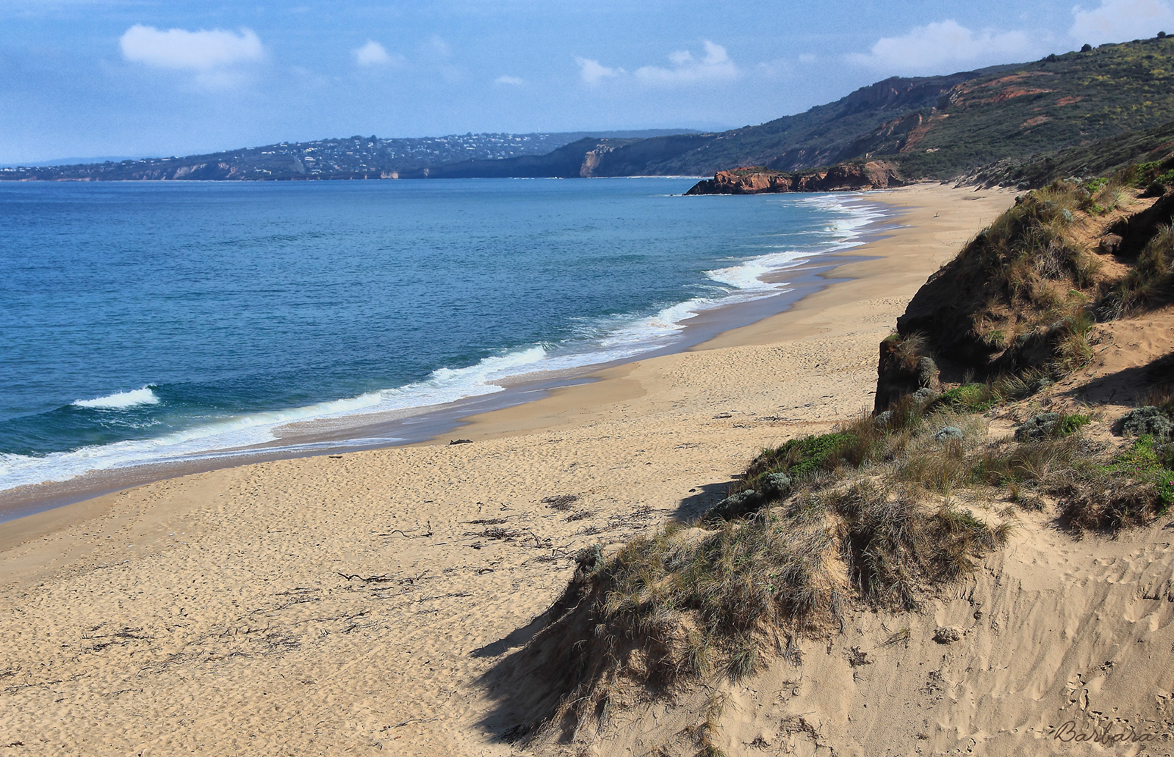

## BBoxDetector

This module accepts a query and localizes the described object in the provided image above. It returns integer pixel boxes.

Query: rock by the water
[933,426,964,442]
[686,160,905,196]
[1014,412,1062,441]
[1120,406,1174,439]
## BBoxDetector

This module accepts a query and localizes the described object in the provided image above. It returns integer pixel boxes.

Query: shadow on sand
[469,475,737,746]
[1062,350,1174,407]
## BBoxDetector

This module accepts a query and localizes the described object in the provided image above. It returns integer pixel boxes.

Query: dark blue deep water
[0,178,880,492]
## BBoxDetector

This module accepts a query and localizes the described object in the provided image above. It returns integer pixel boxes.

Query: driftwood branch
[377,520,433,538]
[336,572,393,583]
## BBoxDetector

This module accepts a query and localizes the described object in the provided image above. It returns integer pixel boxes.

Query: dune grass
[549,398,1019,713]
[1057,434,1174,530]
[551,389,1174,717]
[899,181,1103,383]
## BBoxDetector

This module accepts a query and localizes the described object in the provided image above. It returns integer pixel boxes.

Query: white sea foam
[1,194,887,494]
[706,247,810,290]
[0,347,556,492]
[72,386,160,409]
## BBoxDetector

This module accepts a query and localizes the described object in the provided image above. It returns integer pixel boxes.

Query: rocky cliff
[685,160,905,195]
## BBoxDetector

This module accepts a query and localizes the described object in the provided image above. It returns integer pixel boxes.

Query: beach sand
[0,184,1035,755]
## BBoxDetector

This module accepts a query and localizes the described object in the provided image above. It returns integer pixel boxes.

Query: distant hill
[597,35,1174,181]
[400,134,719,178]
[0,130,698,182]
[406,71,1000,179]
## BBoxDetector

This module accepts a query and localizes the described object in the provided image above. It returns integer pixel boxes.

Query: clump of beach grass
[1056,434,1174,531]
[889,181,1108,389]
[569,470,1009,699]
[970,183,1100,311]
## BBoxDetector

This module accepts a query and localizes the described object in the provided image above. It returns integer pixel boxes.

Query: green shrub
[1133,160,1165,187]
[1058,414,1092,435]
[745,432,861,481]
[1084,177,1109,195]
[934,383,997,412]
[1059,434,1174,530]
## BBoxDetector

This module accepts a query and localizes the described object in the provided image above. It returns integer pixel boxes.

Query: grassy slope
[591,71,999,177]
[972,118,1174,188]
[612,36,1174,181]
[897,37,1174,179]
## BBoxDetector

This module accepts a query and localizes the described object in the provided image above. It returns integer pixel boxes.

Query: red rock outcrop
[686,160,905,195]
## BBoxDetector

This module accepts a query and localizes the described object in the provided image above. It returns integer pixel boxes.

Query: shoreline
[412,182,1007,445]
[0,183,1009,542]
[0,192,893,523]
[0,183,1015,755]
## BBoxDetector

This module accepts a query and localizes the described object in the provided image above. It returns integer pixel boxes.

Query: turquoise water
[0,178,882,493]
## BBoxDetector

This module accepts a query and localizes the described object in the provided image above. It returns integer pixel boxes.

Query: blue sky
[3,0,1174,164]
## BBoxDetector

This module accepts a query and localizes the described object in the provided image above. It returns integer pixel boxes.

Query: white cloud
[575,57,622,85]
[495,75,525,86]
[634,40,738,86]
[848,20,1038,74]
[1071,0,1174,45]
[354,40,399,67]
[120,24,263,71]
[798,53,817,64]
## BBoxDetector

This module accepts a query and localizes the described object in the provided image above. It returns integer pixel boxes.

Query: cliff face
[873,173,1174,412]
[685,160,905,195]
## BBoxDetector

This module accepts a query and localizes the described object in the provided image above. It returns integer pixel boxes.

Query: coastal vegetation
[514,389,1174,750]
[973,118,1174,189]
[883,166,1172,395]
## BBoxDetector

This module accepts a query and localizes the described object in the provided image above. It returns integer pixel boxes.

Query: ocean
[0,178,884,500]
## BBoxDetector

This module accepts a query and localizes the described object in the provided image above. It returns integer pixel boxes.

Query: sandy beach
[0,184,1026,755]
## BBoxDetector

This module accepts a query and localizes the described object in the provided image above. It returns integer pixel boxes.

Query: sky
[3,0,1174,164]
